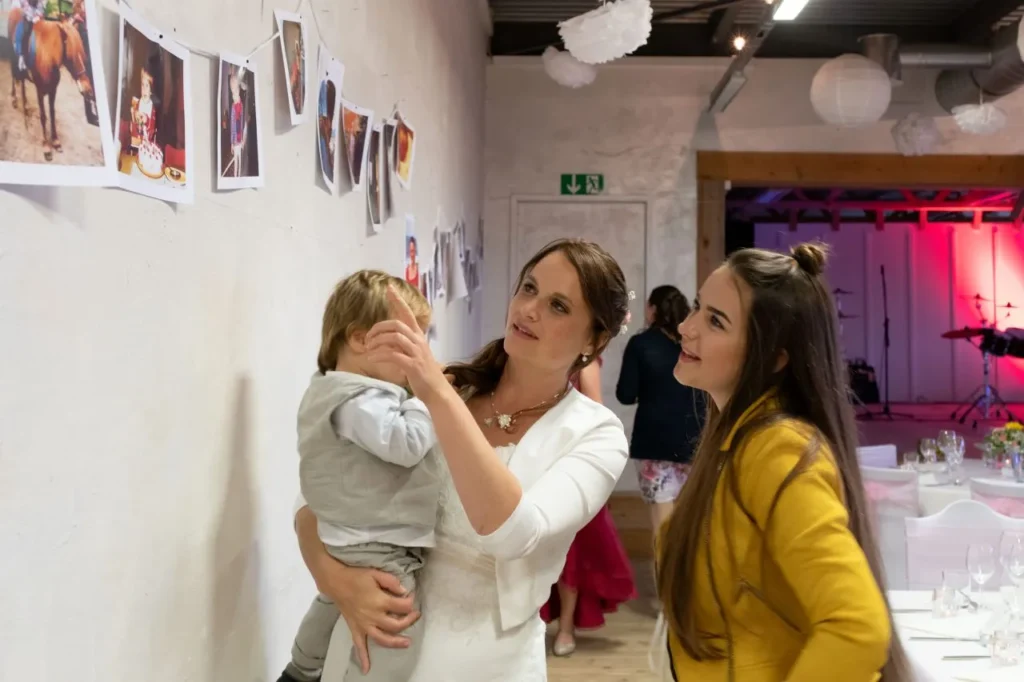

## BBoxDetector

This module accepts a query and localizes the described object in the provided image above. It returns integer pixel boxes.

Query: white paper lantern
[558,0,653,65]
[542,47,598,88]
[810,54,892,127]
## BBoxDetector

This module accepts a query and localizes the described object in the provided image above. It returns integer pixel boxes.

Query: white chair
[861,466,919,589]
[905,499,1024,589]
[857,444,898,469]
[970,478,1024,518]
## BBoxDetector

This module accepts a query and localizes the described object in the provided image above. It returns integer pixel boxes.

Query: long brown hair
[648,284,691,342]
[657,243,910,680]
[446,238,628,394]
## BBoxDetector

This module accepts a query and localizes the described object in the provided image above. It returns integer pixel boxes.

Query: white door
[511,197,648,439]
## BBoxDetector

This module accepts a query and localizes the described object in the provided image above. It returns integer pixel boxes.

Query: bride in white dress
[295,239,632,681]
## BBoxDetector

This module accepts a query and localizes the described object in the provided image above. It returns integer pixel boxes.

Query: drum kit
[941,293,1022,428]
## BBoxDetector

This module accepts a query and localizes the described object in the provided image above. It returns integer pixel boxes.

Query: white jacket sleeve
[476,420,628,561]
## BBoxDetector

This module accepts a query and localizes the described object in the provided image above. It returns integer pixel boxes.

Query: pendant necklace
[483,386,569,433]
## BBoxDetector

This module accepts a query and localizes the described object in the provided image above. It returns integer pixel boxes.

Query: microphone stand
[868,265,915,421]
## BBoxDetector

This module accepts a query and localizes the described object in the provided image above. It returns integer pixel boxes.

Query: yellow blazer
[662,393,891,681]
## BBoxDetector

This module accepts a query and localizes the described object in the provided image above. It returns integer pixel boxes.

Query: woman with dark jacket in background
[616,285,706,544]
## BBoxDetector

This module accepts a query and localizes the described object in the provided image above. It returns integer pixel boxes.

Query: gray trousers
[286,542,424,682]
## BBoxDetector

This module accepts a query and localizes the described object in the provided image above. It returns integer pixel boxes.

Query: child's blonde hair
[317,269,431,374]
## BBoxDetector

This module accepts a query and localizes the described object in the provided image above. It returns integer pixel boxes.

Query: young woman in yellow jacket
[657,243,911,682]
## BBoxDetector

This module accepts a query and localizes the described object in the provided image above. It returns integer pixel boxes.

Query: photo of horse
[114,4,194,203]
[217,52,262,191]
[0,0,115,186]
[275,9,306,125]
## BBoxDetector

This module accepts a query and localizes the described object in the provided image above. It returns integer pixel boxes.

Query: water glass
[944,569,972,605]
[968,544,997,592]
[992,629,1023,666]
[932,585,958,618]
[919,438,938,465]
[901,451,920,470]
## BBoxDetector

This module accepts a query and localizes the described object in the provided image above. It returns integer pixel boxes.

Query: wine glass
[938,431,966,484]
[919,438,938,465]
[999,531,1024,586]
[967,544,996,593]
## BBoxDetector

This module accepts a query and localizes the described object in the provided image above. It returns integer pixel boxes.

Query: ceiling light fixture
[732,35,747,51]
[773,0,811,21]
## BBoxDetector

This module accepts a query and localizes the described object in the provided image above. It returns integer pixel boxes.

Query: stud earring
[581,354,590,364]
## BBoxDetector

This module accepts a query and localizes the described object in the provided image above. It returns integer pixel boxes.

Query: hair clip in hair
[619,310,632,336]
[628,290,636,301]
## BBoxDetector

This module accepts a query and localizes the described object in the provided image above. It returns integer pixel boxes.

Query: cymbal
[1000,302,1019,309]
[941,327,987,339]
[837,312,860,319]
[832,288,855,296]
[963,294,992,302]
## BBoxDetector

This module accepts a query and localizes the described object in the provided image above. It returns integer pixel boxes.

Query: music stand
[861,266,915,421]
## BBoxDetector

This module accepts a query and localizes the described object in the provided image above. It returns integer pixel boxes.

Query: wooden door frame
[696,151,1024,286]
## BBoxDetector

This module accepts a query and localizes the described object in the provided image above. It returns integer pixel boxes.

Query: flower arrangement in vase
[981,421,1024,475]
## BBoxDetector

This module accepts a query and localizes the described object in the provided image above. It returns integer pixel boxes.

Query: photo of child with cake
[115,6,193,203]
[217,53,262,190]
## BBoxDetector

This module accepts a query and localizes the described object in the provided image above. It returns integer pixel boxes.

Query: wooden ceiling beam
[699,151,1024,188]
[954,0,1023,44]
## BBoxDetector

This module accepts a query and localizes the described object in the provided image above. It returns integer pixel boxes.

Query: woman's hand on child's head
[366,286,449,402]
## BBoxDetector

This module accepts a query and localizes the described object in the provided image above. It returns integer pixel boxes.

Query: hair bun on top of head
[790,242,828,277]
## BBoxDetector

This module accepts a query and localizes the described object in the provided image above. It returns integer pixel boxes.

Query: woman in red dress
[540,358,636,657]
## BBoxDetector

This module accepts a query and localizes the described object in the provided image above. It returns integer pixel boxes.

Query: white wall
[0,1,488,679]
[482,57,1024,345]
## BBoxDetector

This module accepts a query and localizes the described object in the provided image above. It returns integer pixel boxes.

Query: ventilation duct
[935,21,1024,113]
[859,22,1024,113]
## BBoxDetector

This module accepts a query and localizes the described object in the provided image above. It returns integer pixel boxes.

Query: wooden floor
[546,560,662,681]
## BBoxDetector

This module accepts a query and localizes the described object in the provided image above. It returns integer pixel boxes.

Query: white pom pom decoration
[891,113,941,156]
[951,103,1007,136]
[542,47,597,89]
[558,0,653,65]
[810,54,892,127]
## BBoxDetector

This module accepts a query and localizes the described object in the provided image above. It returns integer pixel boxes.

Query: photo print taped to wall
[114,3,195,203]
[217,52,264,191]
[275,9,308,126]
[316,45,343,194]
[0,0,117,187]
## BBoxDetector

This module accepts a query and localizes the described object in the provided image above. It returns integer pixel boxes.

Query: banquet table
[893,590,1021,681]
[918,461,993,516]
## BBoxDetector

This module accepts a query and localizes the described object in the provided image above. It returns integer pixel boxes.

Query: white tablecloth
[891,590,1020,681]
[918,461,990,516]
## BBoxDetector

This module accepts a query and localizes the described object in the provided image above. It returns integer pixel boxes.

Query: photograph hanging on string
[448,224,469,301]
[341,99,373,189]
[217,52,262,190]
[454,219,466,263]
[382,118,396,214]
[274,9,307,125]
[394,111,416,190]
[0,0,116,187]
[114,3,194,203]
[477,217,484,260]
[316,45,343,194]
[431,225,445,302]
[366,123,383,230]
[404,213,420,289]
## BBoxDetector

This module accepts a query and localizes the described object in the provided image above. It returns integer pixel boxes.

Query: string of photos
[0,0,481,305]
